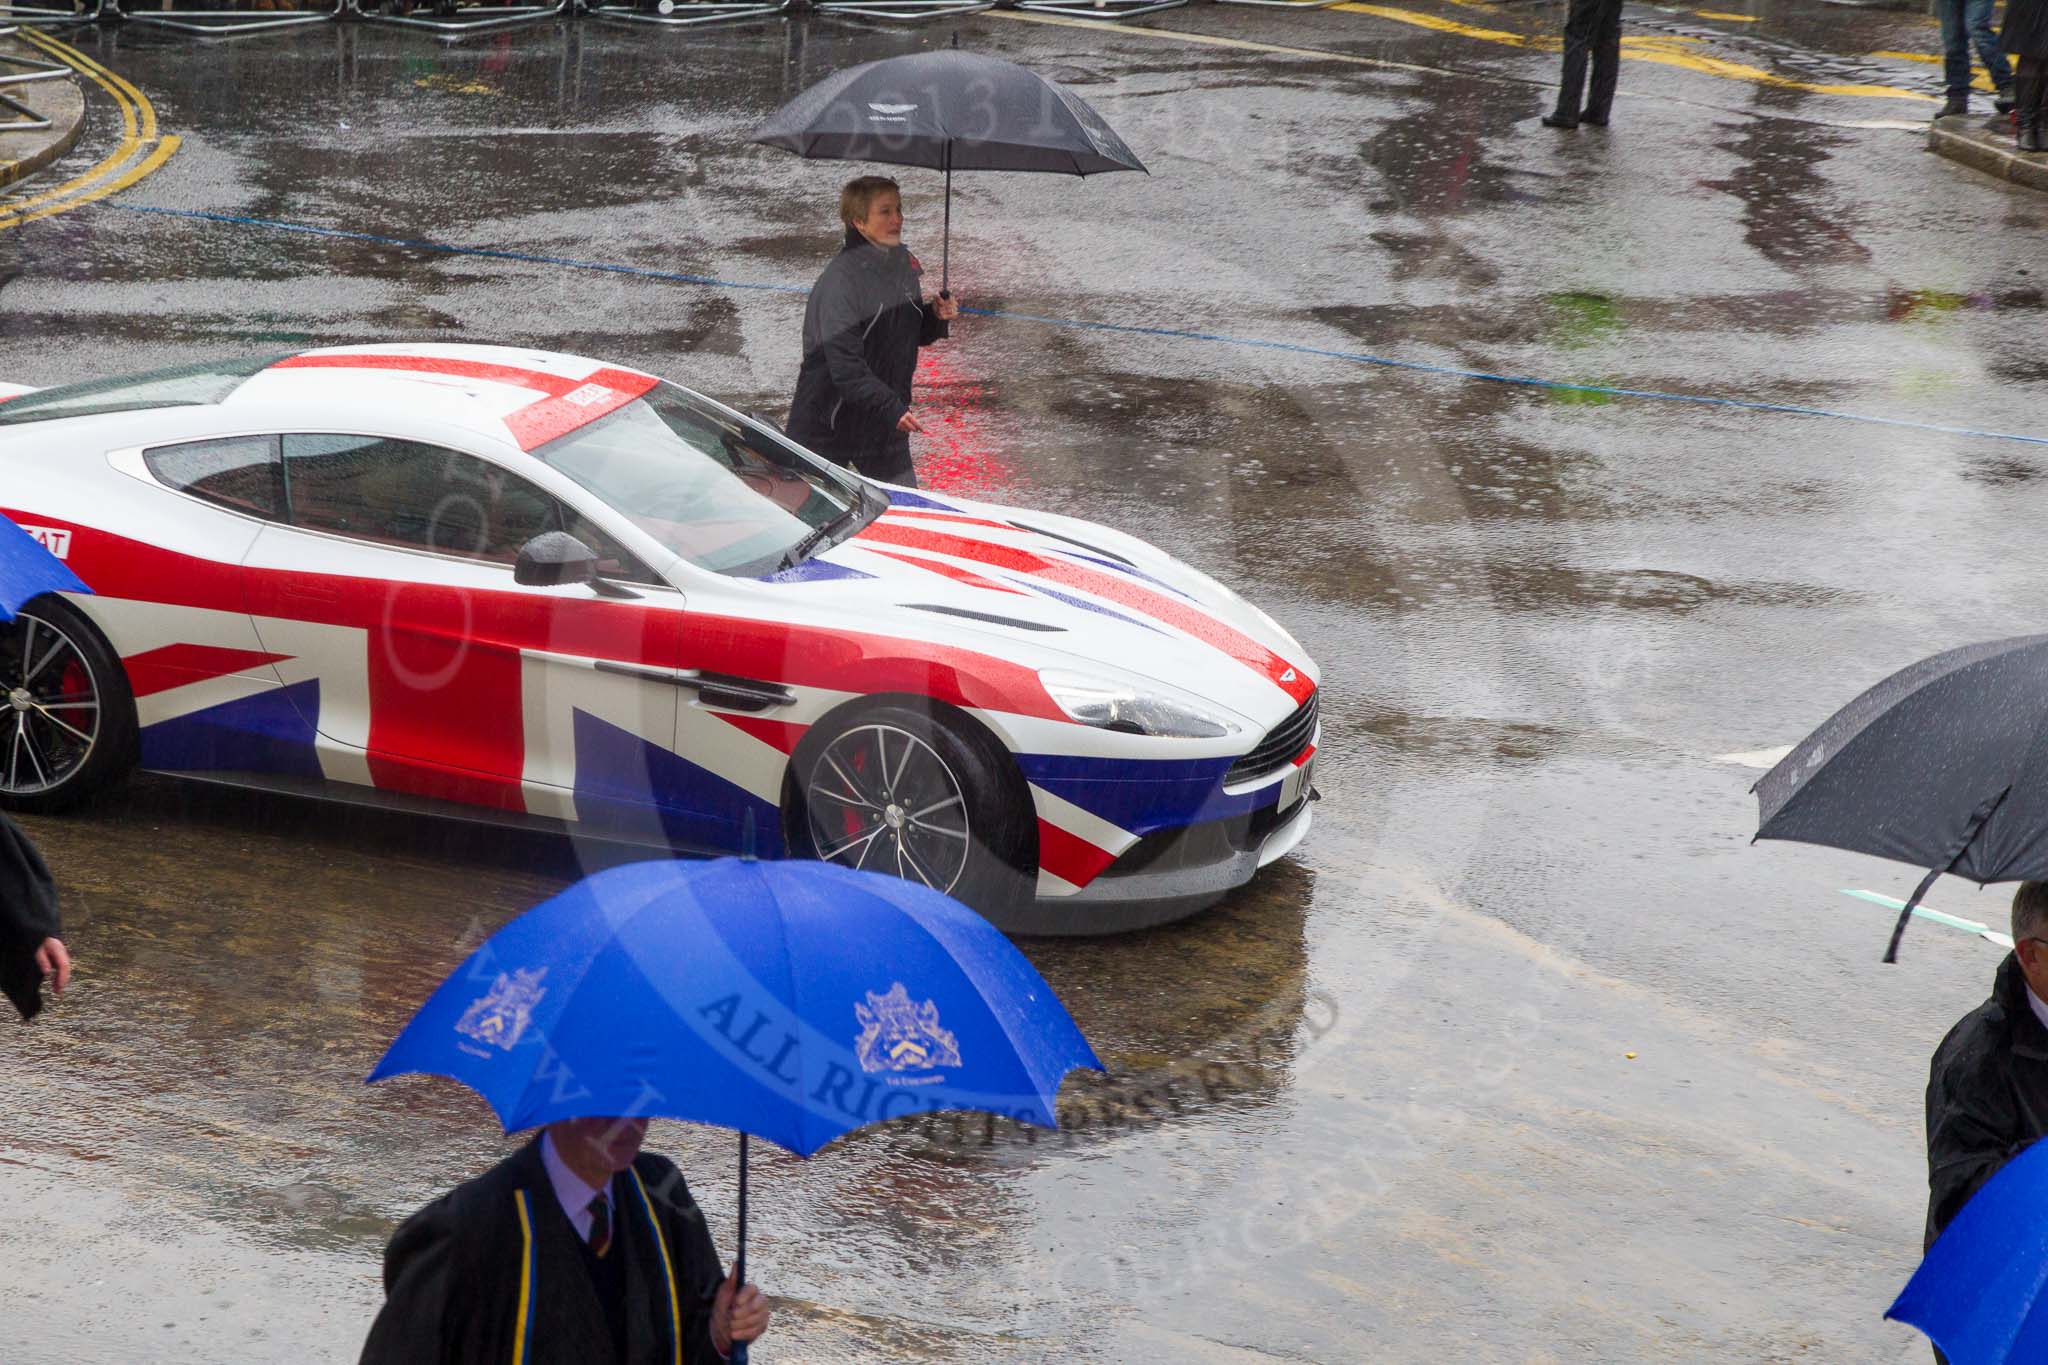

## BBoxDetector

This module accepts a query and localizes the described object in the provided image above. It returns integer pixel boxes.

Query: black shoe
[1937,96,1969,117]
[1541,112,1579,129]
[1580,112,1610,127]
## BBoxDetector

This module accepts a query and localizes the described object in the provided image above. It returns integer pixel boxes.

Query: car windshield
[0,354,287,426]
[534,382,871,577]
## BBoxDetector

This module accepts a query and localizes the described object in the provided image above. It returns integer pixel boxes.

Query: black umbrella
[750,48,1147,292]
[1753,634,2048,961]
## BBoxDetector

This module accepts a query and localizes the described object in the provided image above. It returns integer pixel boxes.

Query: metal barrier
[0,0,101,27]
[1211,0,1344,8]
[121,0,338,36]
[583,0,789,30]
[0,21,58,127]
[810,0,995,23]
[350,0,566,35]
[1005,0,1188,18]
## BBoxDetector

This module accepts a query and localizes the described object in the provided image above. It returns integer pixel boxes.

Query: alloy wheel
[805,723,972,893]
[0,610,103,796]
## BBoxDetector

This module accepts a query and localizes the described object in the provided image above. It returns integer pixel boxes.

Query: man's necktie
[588,1191,612,1259]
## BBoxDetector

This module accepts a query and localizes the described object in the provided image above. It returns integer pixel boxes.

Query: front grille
[1224,689,1318,786]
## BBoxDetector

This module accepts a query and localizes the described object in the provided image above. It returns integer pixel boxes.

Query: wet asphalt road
[3,2,2046,1359]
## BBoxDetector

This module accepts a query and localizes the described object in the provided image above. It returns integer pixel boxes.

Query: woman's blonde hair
[840,175,901,229]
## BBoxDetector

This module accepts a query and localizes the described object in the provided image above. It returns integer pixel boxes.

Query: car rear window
[0,355,287,426]
[145,435,284,520]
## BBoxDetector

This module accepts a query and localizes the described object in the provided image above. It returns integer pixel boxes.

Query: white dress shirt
[539,1130,612,1242]
[2028,983,2048,1037]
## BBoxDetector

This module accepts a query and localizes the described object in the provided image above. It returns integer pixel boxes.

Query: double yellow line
[1,30,179,231]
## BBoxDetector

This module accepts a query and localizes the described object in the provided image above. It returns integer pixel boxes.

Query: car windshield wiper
[780,495,865,571]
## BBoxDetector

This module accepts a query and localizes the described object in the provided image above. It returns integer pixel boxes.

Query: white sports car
[0,344,1319,933]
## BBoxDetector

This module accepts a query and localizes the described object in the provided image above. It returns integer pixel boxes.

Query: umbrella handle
[730,1132,750,1364]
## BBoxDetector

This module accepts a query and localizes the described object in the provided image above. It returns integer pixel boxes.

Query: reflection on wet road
[2,1,2043,1358]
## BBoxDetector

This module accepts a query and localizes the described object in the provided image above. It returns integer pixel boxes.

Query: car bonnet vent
[902,604,1065,632]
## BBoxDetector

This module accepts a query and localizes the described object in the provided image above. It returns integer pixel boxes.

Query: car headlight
[1038,669,1239,739]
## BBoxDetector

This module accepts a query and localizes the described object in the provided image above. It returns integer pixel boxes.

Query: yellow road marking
[990,8,1465,78]
[1329,0,1934,99]
[1696,9,1760,20]
[0,135,179,230]
[4,29,176,230]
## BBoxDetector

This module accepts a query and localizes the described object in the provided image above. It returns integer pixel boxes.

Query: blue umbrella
[0,515,89,620]
[370,857,1101,1358]
[1888,1135,2048,1362]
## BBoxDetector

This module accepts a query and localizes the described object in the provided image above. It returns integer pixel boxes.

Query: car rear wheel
[787,702,1034,923]
[0,597,137,813]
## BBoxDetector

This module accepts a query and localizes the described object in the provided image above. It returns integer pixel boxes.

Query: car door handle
[277,579,341,604]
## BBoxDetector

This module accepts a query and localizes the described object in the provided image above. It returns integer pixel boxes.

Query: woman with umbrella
[785,176,961,489]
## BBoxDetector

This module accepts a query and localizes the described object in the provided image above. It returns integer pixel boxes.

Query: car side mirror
[515,531,599,587]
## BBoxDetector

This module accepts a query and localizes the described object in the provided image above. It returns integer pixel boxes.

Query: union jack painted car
[0,344,1319,933]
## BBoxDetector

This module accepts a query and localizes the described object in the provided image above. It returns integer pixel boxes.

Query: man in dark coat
[361,1116,769,1365]
[1923,883,2048,1359]
[1,809,70,1022]
[787,176,960,489]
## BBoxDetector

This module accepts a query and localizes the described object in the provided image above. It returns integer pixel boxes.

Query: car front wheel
[787,702,1034,923]
[0,596,137,813]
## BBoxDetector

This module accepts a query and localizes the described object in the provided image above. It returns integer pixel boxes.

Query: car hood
[782,492,1318,730]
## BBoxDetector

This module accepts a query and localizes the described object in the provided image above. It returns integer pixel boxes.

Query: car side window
[281,435,558,564]
[144,435,283,520]
[556,501,665,587]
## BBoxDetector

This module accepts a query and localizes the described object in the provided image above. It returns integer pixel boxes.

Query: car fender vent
[902,604,1066,632]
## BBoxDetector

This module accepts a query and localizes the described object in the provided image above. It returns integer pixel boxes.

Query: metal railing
[1005,0,1189,18]
[350,0,566,35]
[122,0,339,36]
[0,22,58,127]
[811,0,994,24]
[582,0,790,30]
[0,0,102,27]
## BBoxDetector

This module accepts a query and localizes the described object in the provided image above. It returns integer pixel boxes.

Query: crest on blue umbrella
[369,857,1101,1157]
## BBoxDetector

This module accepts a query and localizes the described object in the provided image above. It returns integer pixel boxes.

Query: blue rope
[114,203,2048,449]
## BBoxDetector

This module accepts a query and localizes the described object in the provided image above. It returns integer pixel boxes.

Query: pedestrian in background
[361,1116,769,1364]
[2004,0,2048,151]
[787,176,961,489]
[1923,882,2048,1360]
[1542,0,1622,129]
[1935,0,2016,118]
[1,810,69,1022]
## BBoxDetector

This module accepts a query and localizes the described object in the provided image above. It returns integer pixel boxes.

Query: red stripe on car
[860,548,1026,595]
[854,521,1314,703]
[122,643,293,699]
[1036,817,1118,889]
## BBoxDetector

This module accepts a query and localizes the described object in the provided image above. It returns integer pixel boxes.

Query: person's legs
[2022,55,2048,151]
[1966,0,2015,102]
[1582,0,1625,124]
[1545,0,1599,126]
[1937,0,1972,112]
[853,445,918,489]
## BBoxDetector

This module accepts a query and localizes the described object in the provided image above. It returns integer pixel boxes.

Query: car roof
[1,343,665,454]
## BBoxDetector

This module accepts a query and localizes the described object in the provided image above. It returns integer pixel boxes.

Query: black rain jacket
[1925,952,2048,1249]
[786,227,948,472]
[0,811,59,1022]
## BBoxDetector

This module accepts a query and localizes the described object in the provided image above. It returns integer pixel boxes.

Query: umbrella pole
[730,1131,751,1365]
[941,145,952,298]
[1884,786,2011,964]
